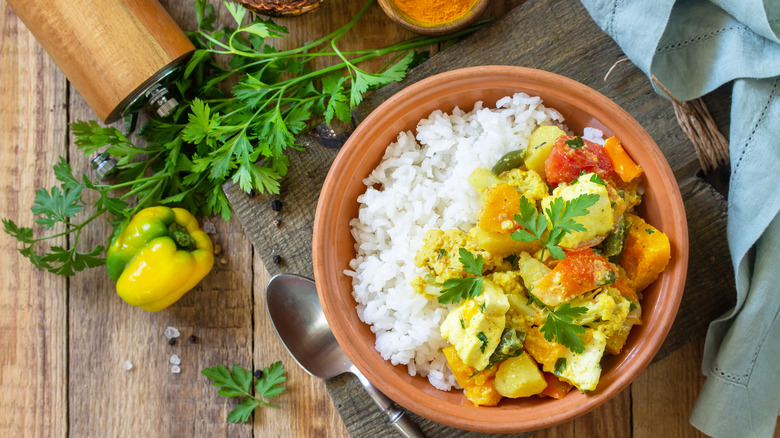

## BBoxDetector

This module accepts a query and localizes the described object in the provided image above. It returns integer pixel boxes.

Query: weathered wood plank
[0,4,68,437]
[633,336,709,438]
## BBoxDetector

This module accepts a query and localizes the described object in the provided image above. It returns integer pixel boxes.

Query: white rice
[345,93,575,391]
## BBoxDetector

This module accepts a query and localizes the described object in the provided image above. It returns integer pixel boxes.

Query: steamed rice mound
[345,93,569,391]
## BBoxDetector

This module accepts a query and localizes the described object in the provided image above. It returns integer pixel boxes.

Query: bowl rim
[312,65,688,432]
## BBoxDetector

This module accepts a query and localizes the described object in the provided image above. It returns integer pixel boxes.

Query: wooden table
[0,0,721,436]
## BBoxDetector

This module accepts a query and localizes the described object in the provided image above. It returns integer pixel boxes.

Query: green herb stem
[26,209,105,243]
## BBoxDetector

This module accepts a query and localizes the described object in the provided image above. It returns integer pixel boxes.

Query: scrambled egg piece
[440,279,510,371]
[491,271,524,294]
[414,229,501,283]
[541,174,613,249]
[501,168,549,203]
[569,286,632,340]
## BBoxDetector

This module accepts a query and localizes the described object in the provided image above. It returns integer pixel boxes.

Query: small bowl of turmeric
[378,0,490,35]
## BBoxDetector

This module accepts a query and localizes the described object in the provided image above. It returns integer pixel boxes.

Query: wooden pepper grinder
[6,0,195,124]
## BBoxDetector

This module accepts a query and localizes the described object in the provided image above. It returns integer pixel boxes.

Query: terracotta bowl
[377,0,490,36]
[312,65,688,433]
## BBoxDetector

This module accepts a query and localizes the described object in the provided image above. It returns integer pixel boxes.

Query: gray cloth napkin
[578,0,780,436]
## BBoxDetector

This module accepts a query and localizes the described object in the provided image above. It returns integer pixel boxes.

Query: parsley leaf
[477,332,489,353]
[437,248,485,304]
[554,358,567,375]
[589,173,606,186]
[202,361,287,423]
[541,303,588,354]
[565,136,585,149]
[512,194,599,260]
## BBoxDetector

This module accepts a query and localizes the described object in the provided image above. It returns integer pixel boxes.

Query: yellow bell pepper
[106,206,214,311]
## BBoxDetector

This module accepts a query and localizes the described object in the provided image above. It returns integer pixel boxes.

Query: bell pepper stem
[168,223,195,250]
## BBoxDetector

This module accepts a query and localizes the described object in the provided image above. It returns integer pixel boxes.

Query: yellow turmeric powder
[392,0,478,25]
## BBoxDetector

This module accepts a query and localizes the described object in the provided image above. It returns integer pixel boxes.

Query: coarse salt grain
[123,360,133,371]
[170,354,181,365]
[164,327,180,339]
[171,365,181,374]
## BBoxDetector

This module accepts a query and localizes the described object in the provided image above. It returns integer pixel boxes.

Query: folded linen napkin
[578,1,780,436]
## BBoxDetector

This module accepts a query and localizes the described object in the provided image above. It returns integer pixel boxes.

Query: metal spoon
[266,273,424,438]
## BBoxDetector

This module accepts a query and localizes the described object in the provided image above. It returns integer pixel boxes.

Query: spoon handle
[351,367,425,438]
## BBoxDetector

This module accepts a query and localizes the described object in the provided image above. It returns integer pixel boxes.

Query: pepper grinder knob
[91,151,118,181]
[146,84,178,118]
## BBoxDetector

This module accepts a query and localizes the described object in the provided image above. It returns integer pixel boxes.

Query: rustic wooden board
[225,0,736,436]
[0,9,68,436]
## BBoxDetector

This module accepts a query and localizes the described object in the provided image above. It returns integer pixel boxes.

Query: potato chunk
[494,353,548,398]
[525,125,567,178]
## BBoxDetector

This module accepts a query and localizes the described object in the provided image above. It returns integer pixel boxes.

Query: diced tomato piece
[540,372,573,399]
[533,249,617,306]
[544,136,620,187]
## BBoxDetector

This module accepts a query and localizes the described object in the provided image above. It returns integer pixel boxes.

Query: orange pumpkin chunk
[478,183,521,233]
[619,213,670,292]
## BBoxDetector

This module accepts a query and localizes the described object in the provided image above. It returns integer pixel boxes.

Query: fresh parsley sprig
[541,302,588,354]
[511,193,600,260]
[202,362,286,423]
[1,157,153,276]
[4,0,488,276]
[176,0,486,198]
[528,292,587,354]
[437,248,485,304]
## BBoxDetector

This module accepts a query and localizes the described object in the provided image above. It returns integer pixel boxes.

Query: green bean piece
[603,216,633,262]
[491,149,526,175]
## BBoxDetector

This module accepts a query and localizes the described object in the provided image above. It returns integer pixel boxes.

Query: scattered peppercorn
[168,338,177,346]
[271,199,283,212]
[248,189,256,198]
[253,369,263,379]
[189,334,197,343]
[272,255,283,264]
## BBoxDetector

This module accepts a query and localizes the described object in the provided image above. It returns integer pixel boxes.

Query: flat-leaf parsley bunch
[2,0,487,276]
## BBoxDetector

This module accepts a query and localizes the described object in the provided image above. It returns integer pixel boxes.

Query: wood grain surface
[0,0,743,436]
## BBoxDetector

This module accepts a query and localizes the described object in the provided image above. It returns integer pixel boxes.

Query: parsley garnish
[554,358,567,375]
[202,362,286,423]
[437,248,485,304]
[541,303,588,354]
[511,194,600,260]
[4,0,487,276]
[477,332,489,353]
[589,173,606,186]
[565,136,586,149]
[437,248,447,259]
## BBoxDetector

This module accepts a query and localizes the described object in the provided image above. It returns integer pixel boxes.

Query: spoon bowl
[266,273,350,379]
[265,273,424,438]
